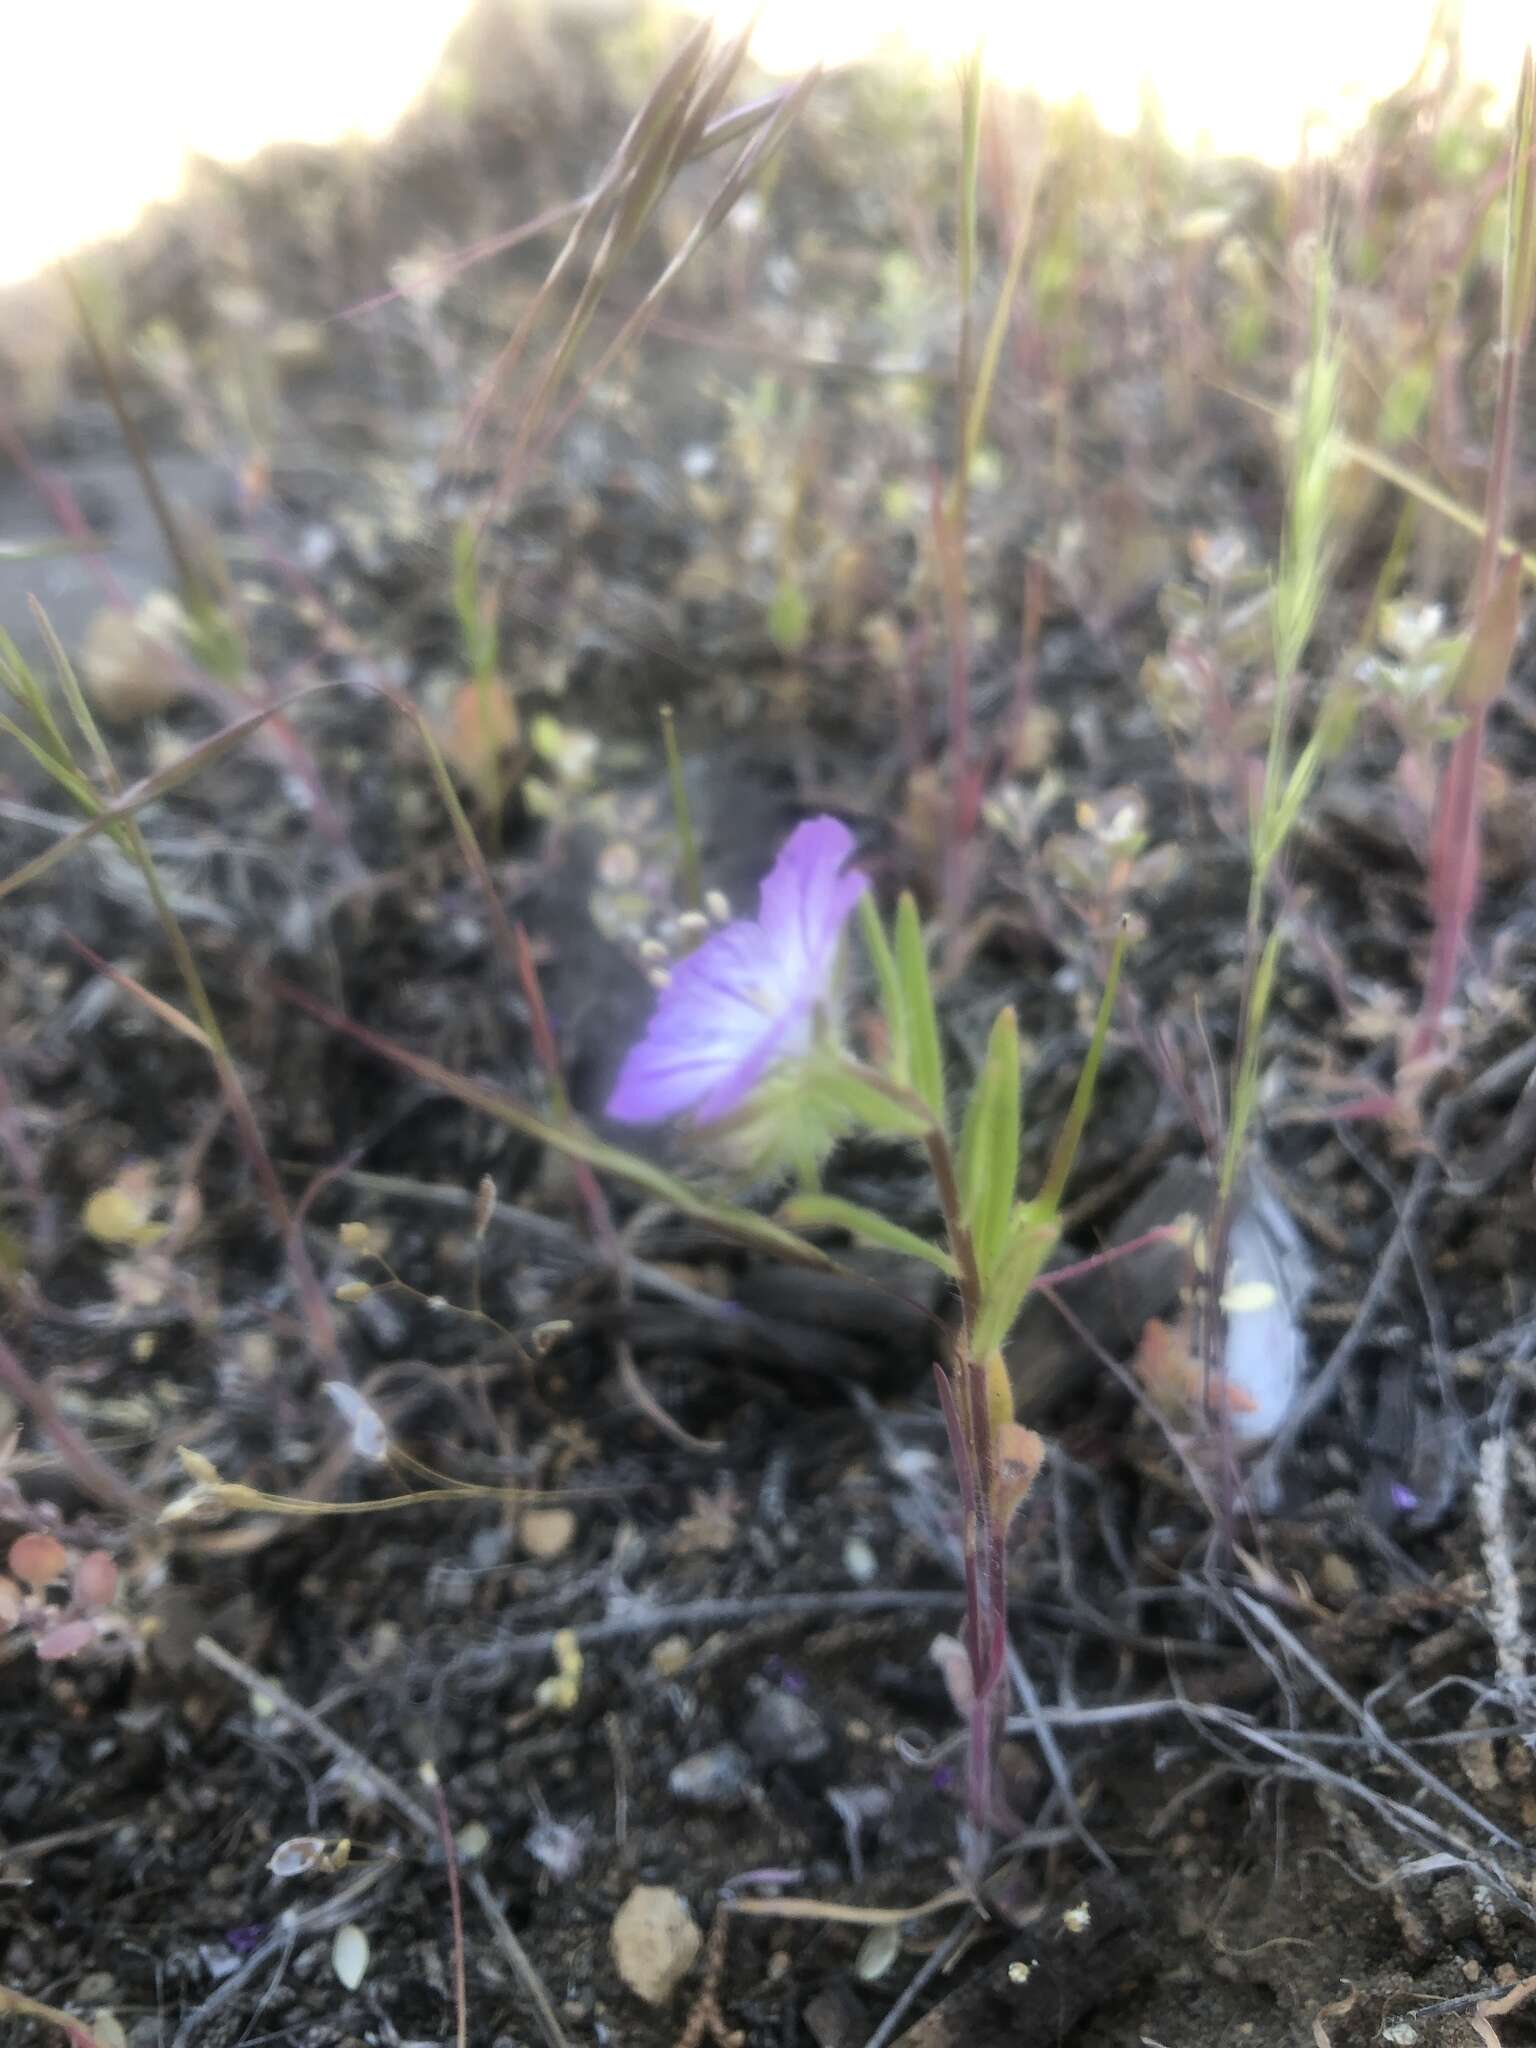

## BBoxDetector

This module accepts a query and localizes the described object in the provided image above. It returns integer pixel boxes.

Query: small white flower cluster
[636,889,732,990]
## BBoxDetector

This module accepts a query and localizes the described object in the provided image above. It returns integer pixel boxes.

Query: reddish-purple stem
[425,1766,469,2048]
[932,1362,984,1695]
[0,1334,151,1519]
[1410,100,1532,1066]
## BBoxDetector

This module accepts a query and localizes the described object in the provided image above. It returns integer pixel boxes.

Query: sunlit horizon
[1,0,1528,289]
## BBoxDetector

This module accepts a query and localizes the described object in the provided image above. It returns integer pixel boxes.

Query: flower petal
[606,923,777,1123]
[605,816,867,1127]
[757,817,868,987]
[691,989,810,1122]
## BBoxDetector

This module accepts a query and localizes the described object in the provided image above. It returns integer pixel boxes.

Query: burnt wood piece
[893,1877,1148,2047]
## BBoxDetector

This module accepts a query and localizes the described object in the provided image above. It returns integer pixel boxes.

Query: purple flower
[607,816,868,1126]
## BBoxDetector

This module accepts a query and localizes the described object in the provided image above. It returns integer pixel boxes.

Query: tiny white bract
[332,1923,370,1991]
[323,1382,389,1463]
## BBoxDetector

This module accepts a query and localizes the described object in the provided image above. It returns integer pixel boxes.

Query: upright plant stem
[927,1110,1000,1869]
[0,1335,150,1519]
[1411,53,1535,1066]
[941,52,985,942]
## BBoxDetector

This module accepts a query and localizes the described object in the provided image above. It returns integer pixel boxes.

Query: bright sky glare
[1,1,1526,287]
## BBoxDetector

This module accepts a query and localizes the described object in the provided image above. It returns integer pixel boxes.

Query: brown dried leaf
[1310,1981,1357,2048]
[442,676,520,807]
[672,1483,740,1556]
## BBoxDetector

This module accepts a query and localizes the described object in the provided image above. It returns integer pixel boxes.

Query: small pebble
[610,1885,701,2007]
[744,1687,830,1767]
[519,1508,577,1560]
[81,605,184,725]
[650,1634,692,1677]
[669,1743,753,1809]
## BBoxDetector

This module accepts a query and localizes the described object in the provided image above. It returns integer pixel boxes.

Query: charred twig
[886,1877,1145,2046]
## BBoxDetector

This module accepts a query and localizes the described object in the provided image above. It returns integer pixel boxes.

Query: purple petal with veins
[606,816,868,1126]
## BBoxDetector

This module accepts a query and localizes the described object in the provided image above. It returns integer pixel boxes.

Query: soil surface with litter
[4,9,1536,2047]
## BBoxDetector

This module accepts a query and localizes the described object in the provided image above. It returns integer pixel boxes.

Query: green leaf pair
[859,892,945,1120]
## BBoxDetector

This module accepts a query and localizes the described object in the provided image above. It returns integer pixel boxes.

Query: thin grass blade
[895,893,945,1120]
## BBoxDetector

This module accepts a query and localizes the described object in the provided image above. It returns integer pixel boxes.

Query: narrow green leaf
[453,518,498,681]
[30,599,119,791]
[1259,684,1359,875]
[963,169,1040,482]
[957,46,982,314]
[1220,924,1285,1203]
[801,1056,932,1139]
[957,1005,1020,1278]
[279,980,839,1273]
[781,1194,955,1275]
[0,631,75,769]
[858,894,909,1085]
[1222,385,1536,587]
[0,709,102,814]
[767,577,811,656]
[895,893,944,1120]
[973,1200,1060,1356]
[1502,48,1536,353]
[0,688,332,904]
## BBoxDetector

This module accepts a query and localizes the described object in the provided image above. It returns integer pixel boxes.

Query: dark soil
[5,10,1536,2048]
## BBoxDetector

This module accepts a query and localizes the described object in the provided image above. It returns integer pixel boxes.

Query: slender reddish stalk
[933,1364,984,1692]
[933,1360,995,1848]
[930,476,979,937]
[1408,67,1535,1068]
[1414,706,1487,1058]
[0,1334,151,1519]
[423,1763,469,2048]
